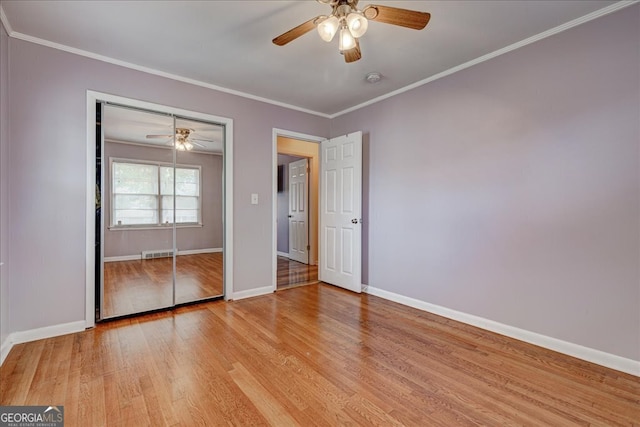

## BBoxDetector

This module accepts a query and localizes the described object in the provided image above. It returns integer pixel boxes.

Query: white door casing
[319,132,362,293]
[86,91,234,327]
[288,158,309,264]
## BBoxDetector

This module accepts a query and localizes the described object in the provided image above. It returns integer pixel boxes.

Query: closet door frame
[86,91,234,328]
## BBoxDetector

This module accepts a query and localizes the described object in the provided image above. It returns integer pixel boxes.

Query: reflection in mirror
[101,105,175,318]
[174,117,225,304]
[99,105,225,319]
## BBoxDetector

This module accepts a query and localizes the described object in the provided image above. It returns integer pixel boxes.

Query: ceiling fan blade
[190,138,214,143]
[190,141,207,148]
[146,134,173,139]
[272,17,320,46]
[363,5,431,30]
[343,39,362,63]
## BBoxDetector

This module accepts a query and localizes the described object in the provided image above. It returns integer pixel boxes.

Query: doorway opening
[276,154,318,289]
[272,129,323,291]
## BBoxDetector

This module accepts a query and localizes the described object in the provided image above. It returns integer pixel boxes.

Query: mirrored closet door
[98,104,225,320]
[174,117,224,304]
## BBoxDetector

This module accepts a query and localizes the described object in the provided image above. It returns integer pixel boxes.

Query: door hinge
[307,245,311,251]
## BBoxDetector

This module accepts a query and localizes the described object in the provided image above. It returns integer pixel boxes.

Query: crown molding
[1,1,637,119]
[328,0,639,118]
[14,29,332,118]
[0,5,13,35]
[0,2,331,119]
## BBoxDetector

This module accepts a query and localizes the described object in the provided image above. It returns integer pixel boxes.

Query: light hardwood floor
[2,284,638,426]
[103,253,223,318]
[277,256,318,289]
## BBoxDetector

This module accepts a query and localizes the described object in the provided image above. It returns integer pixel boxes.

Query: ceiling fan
[146,128,212,151]
[272,0,431,63]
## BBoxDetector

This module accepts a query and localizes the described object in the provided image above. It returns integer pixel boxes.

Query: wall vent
[141,249,175,260]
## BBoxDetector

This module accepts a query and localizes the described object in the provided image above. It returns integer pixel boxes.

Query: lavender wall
[0,21,10,348]
[3,4,638,365]
[331,6,640,361]
[103,141,223,257]
[7,37,328,333]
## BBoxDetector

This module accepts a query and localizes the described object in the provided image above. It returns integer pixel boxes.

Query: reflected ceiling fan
[146,128,212,151]
[272,0,431,63]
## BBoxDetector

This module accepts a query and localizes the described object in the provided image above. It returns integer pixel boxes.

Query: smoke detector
[365,72,382,83]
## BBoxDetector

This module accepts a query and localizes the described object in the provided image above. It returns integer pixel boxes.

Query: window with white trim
[111,159,201,227]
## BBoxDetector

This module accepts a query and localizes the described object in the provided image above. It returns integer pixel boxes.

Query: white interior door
[288,158,309,264]
[319,132,362,293]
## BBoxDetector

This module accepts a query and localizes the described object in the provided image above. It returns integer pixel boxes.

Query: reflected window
[111,159,201,227]
[160,167,200,224]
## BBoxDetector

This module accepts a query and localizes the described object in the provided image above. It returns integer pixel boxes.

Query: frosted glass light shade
[339,26,356,51]
[175,140,193,151]
[346,12,368,38]
[317,16,339,42]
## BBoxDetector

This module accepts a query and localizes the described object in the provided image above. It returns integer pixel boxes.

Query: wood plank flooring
[103,253,223,318]
[277,256,318,289]
[2,284,639,426]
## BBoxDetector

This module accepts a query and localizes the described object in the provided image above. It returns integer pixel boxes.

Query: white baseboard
[231,285,274,301]
[178,247,222,256]
[104,254,141,262]
[0,320,86,366]
[365,286,640,377]
[105,247,223,262]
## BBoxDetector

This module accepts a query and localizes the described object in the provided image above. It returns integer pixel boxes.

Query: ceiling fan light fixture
[175,128,194,151]
[346,11,368,38]
[273,1,432,63]
[317,15,339,42]
[176,140,194,151]
[339,25,356,52]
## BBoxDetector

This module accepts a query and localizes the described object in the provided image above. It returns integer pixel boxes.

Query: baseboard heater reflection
[141,249,176,260]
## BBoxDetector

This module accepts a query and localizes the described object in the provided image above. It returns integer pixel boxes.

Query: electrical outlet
[251,193,258,205]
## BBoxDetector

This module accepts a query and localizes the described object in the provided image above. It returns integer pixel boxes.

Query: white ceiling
[0,0,626,117]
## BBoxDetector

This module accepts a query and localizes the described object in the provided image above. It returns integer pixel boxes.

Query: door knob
[351,218,358,224]
[288,215,293,218]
